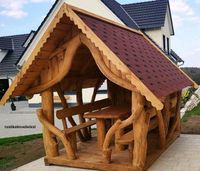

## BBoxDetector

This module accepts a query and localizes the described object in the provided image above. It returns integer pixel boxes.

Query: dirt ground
[0,138,45,171]
[181,115,200,134]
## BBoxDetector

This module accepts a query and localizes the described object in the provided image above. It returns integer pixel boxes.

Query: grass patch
[0,134,42,146]
[182,103,200,122]
[0,156,16,169]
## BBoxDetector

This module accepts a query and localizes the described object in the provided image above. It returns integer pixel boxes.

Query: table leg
[96,119,106,148]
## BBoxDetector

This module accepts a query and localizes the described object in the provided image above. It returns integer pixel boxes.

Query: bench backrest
[56,98,111,119]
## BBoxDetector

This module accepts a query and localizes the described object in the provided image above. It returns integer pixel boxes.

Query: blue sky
[0,0,200,67]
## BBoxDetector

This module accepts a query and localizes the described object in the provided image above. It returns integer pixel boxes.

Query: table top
[84,105,131,119]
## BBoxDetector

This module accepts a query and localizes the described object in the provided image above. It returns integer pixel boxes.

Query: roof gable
[0,4,196,110]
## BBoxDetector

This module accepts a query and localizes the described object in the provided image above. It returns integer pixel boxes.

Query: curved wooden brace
[80,34,138,92]
[102,105,143,163]
[25,35,82,95]
[103,105,143,151]
[25,33,137,96]
[37,109,76,160]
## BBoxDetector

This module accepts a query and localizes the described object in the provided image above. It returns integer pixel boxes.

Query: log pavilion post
[41,88,59,157]
[132,92,150,170]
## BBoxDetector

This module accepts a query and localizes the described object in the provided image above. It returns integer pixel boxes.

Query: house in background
[0,32,35,99]
[102,0,184,65]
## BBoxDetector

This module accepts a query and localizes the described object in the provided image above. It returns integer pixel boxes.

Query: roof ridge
[71,5,142,35]
[120,4,140,28]
[0,33,30,39]
[122,0,167,6]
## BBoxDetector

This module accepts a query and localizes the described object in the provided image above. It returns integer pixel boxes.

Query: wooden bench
[116,116,158,160]
[117,117,158,144]
[56,98,112,150]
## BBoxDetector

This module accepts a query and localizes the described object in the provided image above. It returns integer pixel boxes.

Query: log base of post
[102,149,112,164]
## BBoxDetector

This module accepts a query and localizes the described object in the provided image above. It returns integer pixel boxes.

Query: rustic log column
[41,88,59,157]
[156,110,166,149]
[132,92,150,171]
[167,91,182,141]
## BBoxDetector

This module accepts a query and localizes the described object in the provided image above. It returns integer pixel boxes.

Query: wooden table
[84,105,131,149]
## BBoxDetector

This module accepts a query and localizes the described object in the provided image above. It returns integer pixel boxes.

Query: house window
[163,35,166,51]
[167,37,170,54]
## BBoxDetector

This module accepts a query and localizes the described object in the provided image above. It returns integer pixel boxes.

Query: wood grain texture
[41,89,59,158]
[37,109,76,160]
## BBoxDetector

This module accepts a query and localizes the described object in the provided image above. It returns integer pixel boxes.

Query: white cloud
[0,0,54,19]
[170,0,194,16]
[0,0,28,18]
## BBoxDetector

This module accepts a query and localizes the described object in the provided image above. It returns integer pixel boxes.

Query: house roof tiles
[0,37,13,50]
[101,0,138,29]
[0,34,30,77]
[122,0,168,29]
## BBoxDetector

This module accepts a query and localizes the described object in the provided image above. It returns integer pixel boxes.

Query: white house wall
[64,0,124,24]
[28,89,108,107]
[145,28,163,48]
[161,6,172,50]
[145,6,172,51]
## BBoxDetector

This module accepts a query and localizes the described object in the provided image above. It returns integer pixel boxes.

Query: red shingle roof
[77,13,193,98]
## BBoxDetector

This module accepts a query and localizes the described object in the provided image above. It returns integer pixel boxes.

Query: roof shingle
[78,12,193,98]
[0,34,30,77]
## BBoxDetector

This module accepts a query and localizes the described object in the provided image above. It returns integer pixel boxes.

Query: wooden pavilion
[0,4,198,171]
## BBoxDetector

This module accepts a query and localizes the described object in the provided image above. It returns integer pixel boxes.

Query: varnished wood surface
[57,98,111,119]
[64,120,96,134]
[45,131,179,171]
[117,117,158,144]
[84,106,131,119]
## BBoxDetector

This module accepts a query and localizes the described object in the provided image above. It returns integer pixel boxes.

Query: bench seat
[64,120,96,134]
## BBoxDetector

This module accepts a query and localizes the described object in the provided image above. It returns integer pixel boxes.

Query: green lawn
[182,103,200,122]
[0,133,42,146]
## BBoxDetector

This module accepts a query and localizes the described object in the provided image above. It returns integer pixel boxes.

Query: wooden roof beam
[25,34,82,96]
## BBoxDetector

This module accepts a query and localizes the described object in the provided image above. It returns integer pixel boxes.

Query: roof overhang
[0,3,197,111]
